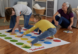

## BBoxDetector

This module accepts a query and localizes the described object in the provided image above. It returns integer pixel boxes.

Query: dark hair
[34,14,42,21]
[5,8,15,22]
[67,4,72,14]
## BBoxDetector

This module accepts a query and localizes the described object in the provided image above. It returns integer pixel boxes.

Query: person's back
[36,20,56,32]
[13,4,32,16]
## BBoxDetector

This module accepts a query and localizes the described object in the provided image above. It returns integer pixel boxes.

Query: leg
[39,30,42,34]
[52,15,61,25]
[31,28,56,45]
[59,17,70,28]
[23,13,33,29]
[7,15,16,32]
[24,13,38,31]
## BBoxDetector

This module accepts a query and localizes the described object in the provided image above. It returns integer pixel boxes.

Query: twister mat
[0,27,70,53]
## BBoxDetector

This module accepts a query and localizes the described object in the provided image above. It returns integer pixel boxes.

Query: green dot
[0,33,2,34]
[0,34,6,37]
[16,42,24,45]
[5,37,12,39]
[23,46,31,49]
[10,39,18,42]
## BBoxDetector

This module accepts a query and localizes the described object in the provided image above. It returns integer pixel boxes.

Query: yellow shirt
[24,20,56,35]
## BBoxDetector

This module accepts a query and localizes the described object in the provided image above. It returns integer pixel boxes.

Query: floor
[0,17,78,54]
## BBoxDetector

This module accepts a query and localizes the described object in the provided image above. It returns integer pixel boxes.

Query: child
[18,14,57,47]
[5,4,38,35]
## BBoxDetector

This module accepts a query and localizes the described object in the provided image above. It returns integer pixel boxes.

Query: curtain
[0,0,9,17]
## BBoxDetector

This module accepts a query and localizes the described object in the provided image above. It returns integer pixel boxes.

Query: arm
[69,17,74,26]
[53,12,59,22]
[12,16,20,34]
[19,25,38,37]
[68,17,74,30]
[24,25,38,35]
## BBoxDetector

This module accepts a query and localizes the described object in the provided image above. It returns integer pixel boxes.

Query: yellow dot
[27,40,32,43]
[21,38,28,40]
[5,31,10,33]
[10,33,17,35]
[15,36,21,38]
[34,43,42,46]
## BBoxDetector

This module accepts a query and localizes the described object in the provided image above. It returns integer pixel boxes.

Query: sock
[7,29,13,32]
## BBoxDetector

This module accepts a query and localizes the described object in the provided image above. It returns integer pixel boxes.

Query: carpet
[0,18,35,26]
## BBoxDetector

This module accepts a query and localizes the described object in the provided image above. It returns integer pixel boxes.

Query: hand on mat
[68,26,72,30]
[55,21,59,26]
[11,32,16,35]
[17,34,24,37]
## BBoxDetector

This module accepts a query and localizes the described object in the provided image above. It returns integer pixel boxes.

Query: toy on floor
[63,30,73,33]
[0,28,70,53]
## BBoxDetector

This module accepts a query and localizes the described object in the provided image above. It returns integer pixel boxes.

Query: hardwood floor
[0,17,78,54]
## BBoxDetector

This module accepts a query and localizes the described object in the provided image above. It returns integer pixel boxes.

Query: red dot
[34,33,38,35]
[32,31,35,33]
[23,29,28,31]
[53,39,61,42]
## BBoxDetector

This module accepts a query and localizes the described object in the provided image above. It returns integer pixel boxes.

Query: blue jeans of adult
[52,15,70,28]
[10,13,38,31]
[31,28,57,45]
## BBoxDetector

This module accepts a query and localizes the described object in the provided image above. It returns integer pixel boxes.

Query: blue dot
[20,32,24,34]
[15,30,19,32]
[39,40,44,41]
[44,41,52,44]
[31,36,37,39]
[25,34,32,36]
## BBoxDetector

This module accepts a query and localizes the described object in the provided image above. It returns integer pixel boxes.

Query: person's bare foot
[19,27,22,32]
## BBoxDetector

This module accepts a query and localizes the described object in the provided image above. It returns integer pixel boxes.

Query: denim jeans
[31,28,57,45]
[10,13,38,31]
[52,15,70,28]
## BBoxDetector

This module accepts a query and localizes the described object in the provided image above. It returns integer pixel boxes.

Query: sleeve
[15,10,20,16]
[24,24,38,35]
[58,9,62,14]
[70,12,74,18]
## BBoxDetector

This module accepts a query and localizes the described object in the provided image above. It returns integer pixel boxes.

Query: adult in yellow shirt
[19,14,57,47]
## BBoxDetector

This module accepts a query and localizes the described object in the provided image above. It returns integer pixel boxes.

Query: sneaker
[7,29,13,33]
[22,43,31,48]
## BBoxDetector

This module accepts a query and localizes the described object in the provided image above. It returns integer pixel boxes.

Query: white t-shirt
[13,4,32,16]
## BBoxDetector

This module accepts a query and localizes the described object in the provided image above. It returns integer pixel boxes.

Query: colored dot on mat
[23,29,28,31]
[0,34,6,37]
[20,32,24,34]
[31,31,35,33]
[15,30,19,32]
[5,31,10,33]
[53,39,61,42]
[31,36,37,39]
[44,41,52,44]
[21,38,28,40]
[10,39,18,42]
[0,33,2,34]
[27,40,32,43]
[10,33,17,35]
[34,43,42,46]
[5,37,12,39]
[25,34,32,36]
[16,42,24,45]
[34,33,39,35]
[15,36,21,38]
[22,46,31,49]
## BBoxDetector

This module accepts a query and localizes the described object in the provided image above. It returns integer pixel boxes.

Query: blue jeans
[31,28,57,45]
[52,16,70,28]
[10,13,38,31]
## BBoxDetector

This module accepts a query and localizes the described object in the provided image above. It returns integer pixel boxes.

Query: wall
[57,0,78,10]
[9,0,78,10]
